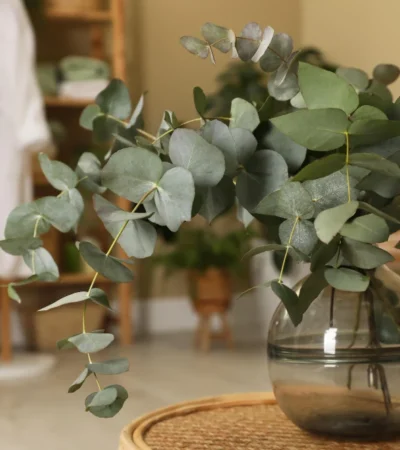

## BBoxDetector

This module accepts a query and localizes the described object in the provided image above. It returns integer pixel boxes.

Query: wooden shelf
[45,96,93,108]
[45,9,112,24]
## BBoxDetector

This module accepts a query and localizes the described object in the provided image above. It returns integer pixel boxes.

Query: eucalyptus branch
[82,187,157,392]
[31,216,42,273]
[278,216,299,283]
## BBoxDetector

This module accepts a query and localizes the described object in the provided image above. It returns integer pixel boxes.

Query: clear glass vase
[268,266,400,439]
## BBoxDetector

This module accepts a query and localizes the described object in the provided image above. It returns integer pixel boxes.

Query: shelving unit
[1,0,133,362]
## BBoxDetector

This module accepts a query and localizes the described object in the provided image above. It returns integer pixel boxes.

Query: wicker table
[119,392,399,449]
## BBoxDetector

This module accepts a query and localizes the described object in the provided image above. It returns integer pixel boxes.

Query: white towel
[0,0,52,278]
[59,79,109,100]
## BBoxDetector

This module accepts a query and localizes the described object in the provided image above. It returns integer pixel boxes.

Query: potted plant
[3,18,400,441]
[156,229,252,350]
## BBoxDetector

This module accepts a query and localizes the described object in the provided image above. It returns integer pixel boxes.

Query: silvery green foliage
[3,20,400,417]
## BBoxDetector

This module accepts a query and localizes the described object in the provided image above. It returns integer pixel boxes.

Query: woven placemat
[119,393,400,450]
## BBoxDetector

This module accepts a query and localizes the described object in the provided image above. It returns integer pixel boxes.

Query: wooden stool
[193,300,233,352]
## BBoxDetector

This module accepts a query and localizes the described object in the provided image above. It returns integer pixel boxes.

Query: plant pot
[189,268,231,313]
[268,265,400,439]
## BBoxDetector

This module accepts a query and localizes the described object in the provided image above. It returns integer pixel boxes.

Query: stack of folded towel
[37,56,111,100]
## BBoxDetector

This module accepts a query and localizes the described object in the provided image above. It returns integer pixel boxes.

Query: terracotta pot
[189,268,232,314]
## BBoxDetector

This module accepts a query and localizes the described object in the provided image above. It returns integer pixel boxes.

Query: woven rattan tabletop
[119,393,400,450]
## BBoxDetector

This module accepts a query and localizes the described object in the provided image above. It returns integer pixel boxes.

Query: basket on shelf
[45,0,104,12]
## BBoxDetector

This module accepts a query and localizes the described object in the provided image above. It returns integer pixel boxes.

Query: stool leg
[1,285,12,362]
[199,315,211,352]
[221,313,234,349]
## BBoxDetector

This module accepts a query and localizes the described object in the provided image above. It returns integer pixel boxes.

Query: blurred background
[1,1,400,449]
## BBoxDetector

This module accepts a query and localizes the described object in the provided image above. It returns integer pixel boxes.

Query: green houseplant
[3,19,400,436]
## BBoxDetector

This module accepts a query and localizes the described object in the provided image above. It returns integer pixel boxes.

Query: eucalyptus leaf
[340,214,389,243]
[201,22,234,53]
[349,153,400,177]
[87,387,118,409]
[87,358,129,375]
[235,22,262,62]
[199,176,235,223]
[275,51,299,86]
[0,237,42,256]
[7,275,39,303]
[80,104,101,130]
[39,153,78,191]
[359,201,400,225]
[260,33,293,72]
[358,91,393,115]
[236,279,276,300]
[201,120,257,176]
[336,67,369,91]
[69,332,114,353]
[299,62,359,115]
[341,237,393,269]
[85,384,128,419]
[352,105,387,121]
[230,98,260,132]
[169,129,225,187]
[292,154,346,182]
[325,267,370,292]
[263,125,306,172]
[349,120,400,147]
[304,171,358,215]
[79,241,133,282]
[96,79,131,119]
[40,292,89,311]
[254,181,314,219]
[236,203,254,228]
[76,153,106,194]
[314,201,359,244]
[271,281,303,326]
[310,237,341,272]
[373,64,400,85]
[268,70,299,101]
[68,368,92,394]
[23,247,59,281]
[155,167,195,232]
[298,270,328,310]
[180,36,209,59]
[236,150,288,212]
[94,195,157,259]
[271,109,349,151]
[279,218,318,256]
[290,92,307,109]
[129,93,145,127]
[102,147,162,202]
[193,87,207,118]
[251,26,274,63]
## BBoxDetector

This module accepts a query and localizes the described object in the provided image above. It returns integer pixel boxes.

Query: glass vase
[268,265,400,439]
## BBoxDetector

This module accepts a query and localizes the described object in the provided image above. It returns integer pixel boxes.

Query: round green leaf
[0,237,42,256]
[349,120,400,147]
[293,154,346,182]
[236,150,288,211]
[85,384,128,419]
[260,33,293,73]
[76,153,106,194]
[268,70,299,101]
[351,105,387,121]
[94,195,156,259]
[193,87,207,117]
[340,214,389,244]
[314,201,359,244]
[198,176,235,223]
[271,109,349,151]
[23,247,59,281]
[279,218,317,256]
[68,368,92,394]
[79,241,133,282]
[230,98,260,132]
[336,67,369,91]
[87,358,129,375]
[299,62,359,115]
[325,267,370,292]
[349,152,400,177]
[80,104,101,130]
[235,22,262,61]
[201,120,257,176]
[169,129,225,187]
[271,281,303,326]
[201,23,234,54]
[341,237,393,269]
[102,148,162,202]
[180,36,209,59]
[373,64,400,85]
[155,167,195,232]
[96,79,132,120]
[39,153,78,191]
[69,332,114,353]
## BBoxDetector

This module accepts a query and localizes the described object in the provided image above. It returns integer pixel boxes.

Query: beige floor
[0,334,271,450]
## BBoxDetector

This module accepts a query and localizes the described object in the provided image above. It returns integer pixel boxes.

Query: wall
[127,0,301,132]
[300,0,400,96]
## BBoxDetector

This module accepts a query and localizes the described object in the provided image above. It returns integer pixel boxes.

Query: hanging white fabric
[0,0,52,278]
